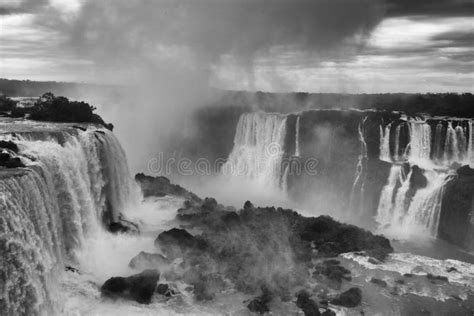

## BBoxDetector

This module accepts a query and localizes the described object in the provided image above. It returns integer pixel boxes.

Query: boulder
[0,140,19,153]
[247,287,273,314]
[101,269,160,304]
[129,251,169,270]
[330,287,362,308]
[370,277,387,287]
[109,215,139,234]
[135,173,201,201]
[296,290,320,316]
[155,228,208,259]
[0,153,25,168]
[313,260,351,287]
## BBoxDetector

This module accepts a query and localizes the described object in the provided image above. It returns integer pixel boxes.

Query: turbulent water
[375,118,473,239]
[222,112,288,191]
[0,120,137,315]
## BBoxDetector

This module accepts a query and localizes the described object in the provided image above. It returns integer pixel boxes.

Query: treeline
[0,93,113,130]
[213,91,474,118]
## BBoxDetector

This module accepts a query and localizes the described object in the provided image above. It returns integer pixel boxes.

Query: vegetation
[0,95,17,111]
[0,92,112,130]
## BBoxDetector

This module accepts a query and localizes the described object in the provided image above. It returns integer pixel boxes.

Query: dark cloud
[0,0,48,15]
[386,0,474,17]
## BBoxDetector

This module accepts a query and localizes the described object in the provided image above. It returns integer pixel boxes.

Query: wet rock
[156,283,176,297]
[0,140,19,153]
[247,287,272,314]
[395,279,405,284]
[129,251,169,270]
[426,274,448,283]
[300,215,393,260]
[370,277,387,287]
[330,287,362,308]
[0,153,24,168]
[321,309,336,316]
[109,215,139,234]
[135,173,201,201]
[72,125,87,131]
[446,267,458,273]
[65,266,79,273]
[313,260,351,287]
[296,290,320,316]
[403,273,414,278]
[155,228,208,259]
[101,269,160,304]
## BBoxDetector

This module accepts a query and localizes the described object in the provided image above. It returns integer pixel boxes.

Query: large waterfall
[375,118,473,238]
[222,112,288,191]
[0,123,136,315]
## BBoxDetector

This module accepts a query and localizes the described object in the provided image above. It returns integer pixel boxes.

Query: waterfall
[469,121,474,167]
[294,115,301,157]
[376,165,401,226]
[350,117,368,213]
[0,126,136,315]
[433,122,444,161]
[394,124,401,161]
[403,172,453,237]
[408,121,431,163]
[379,123,391,162]
[444,121,459,163]
[222,112,288,191]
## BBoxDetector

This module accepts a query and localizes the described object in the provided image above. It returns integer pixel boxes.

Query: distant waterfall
[223,112,288,191]
[294,115,301,157]
[375,165,449,238]
[394,124,402,161]
[469,121,474,167]
[408,121,431,163]
[350,117,368,213]
[433,122,444,161]
[0,127,136,315]
[379,123,391,162]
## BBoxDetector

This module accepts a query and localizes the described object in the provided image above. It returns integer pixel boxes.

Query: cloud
[386,0,474,18]
[0,0,48,15]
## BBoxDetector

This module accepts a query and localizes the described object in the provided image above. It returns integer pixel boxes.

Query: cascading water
[350,117,368,214]
[469,121,474,167]
[408,121,431,163]
[294,115,301,157]
[0,125,137,315]
[379,123,391,162]
[222,112,288,191]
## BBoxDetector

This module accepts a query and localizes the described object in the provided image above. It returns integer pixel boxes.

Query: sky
[0,0,473,93]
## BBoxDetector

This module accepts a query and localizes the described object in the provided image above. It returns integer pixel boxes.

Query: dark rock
[72,125,87,131]
[403,273,414,278]
[155,228,207,259]
[65,266,79,273]
[0,153,25,168]
[330,287,362,308]
[321,309,336,316]
[156,283,175,297]
[109,215,140,234]
[296,290,320,316]
[101,269,160,304]
[395,279,405,284]
[129,251,169,270]
[300,215,393,260]
[426,274,448,283]
[446,267,458,273]
[370,278,387,287]
[438,169,474,252]
[313,261,351,287]
[0,140,19,153]
[244,200,254,210]
[135,173,201,201]
[247,287,272,314]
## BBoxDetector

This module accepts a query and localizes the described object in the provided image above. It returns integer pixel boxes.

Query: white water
[408,121,431,163]
[379,123,391,162]
[294,115,301,157]
[0,125,137,315]
[350,117,368,214]
[222,112,288,192]
[470,121,474,167]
